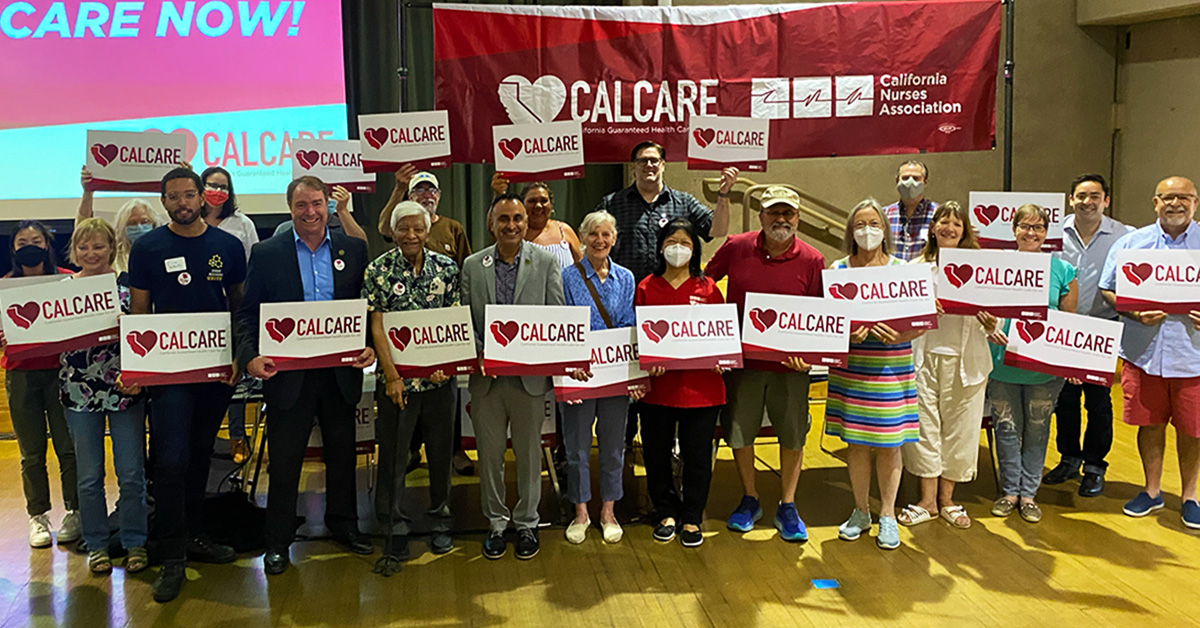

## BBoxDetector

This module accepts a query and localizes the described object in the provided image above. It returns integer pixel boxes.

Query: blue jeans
[65,404,148,550]
[561,396,628,504]
[988,379,1064,499]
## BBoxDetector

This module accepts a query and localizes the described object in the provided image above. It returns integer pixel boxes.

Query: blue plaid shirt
[884,198,938,261]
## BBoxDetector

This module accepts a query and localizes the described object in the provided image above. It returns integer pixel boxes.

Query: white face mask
[854,225,884,252]
[897,177,925,200]
[663,243,692,268]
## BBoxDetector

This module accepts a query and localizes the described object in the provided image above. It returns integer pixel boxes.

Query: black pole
[397,1,410,113]
[1002,0,1015,191]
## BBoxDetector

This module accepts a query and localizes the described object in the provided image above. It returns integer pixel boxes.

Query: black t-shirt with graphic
[128,225,247,313]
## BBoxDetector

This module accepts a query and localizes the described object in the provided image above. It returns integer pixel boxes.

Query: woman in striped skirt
[826,199,925,550]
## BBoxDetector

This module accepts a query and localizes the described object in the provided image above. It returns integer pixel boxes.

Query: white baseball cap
[408,172,439,193]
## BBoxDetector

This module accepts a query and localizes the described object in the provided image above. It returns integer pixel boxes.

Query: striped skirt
[824,340,920,448]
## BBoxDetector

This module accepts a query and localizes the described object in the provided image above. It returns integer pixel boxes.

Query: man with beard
[1044,175,1132,496]
[1100,176,1200,529]
[128,167,247,602]
[884,160,938,261]
[703,186,826,542]
[379,167,472,268]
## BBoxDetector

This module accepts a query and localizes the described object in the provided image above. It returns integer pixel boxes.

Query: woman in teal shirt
[985,204,1078,523]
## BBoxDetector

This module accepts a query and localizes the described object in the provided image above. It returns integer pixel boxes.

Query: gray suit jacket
[461,242,565,397]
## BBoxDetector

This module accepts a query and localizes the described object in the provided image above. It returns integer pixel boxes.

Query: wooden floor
[3,390,1200,628]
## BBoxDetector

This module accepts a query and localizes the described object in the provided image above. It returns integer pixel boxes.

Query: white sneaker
[601,521,623,544]
[58,510,82,544]
[29,515,52,548]
[565,518,590,544]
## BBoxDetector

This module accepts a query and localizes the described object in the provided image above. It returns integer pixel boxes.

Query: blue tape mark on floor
[811,579,840,590]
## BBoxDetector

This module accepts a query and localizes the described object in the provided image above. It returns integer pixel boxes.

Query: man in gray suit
[462,193,565,560]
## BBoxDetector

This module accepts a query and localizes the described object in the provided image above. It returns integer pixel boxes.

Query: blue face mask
[126,223,153,243]
[327,198,338,215]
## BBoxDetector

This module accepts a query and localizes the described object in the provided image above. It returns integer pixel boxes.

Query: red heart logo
[489,320,520,347]
[1121,262,1153,286]
[90,143,119,168]
[748,308,777,333]
[1015,321,1045,344]
[125,330,158,357]
[388,326,413,351]
[295,150,320,170]
[641,320,670,343]
[973,204,999,227]
[943,263,974,289]
[143,128,198,163]
[5,301,40,329]
[828,283,859,300]
[364,128,389,150]
[265,317,296,343]
[693,128,717,149]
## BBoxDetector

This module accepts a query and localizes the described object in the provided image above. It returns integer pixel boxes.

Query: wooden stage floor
[2,395,1200,627]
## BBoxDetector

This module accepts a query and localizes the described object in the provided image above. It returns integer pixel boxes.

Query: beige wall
[1113,16,1200,225]
[652,0,1118,261]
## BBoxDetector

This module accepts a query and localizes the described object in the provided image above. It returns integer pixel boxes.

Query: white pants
[903,353,988,482]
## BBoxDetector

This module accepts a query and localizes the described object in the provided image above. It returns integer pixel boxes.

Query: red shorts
[1121,362,1200,438]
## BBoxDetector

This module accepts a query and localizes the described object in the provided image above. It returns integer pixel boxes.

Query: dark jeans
[264,368,359,551]
[6,368,77,516]
[1054,380,1113,471]
[149,382,234,561]
[640,403,720,527]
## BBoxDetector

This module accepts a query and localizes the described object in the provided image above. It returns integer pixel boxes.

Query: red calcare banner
[433,1,1001,164]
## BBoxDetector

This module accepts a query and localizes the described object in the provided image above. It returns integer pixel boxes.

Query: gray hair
[842,197,894,256]
[391,200,431,232]
[578,210,618,241]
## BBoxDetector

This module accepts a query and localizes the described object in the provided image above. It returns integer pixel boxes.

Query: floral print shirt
[59,273,143,413]
[362,247,461,392]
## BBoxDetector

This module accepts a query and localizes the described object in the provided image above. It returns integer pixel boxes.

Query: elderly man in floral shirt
[363,200,462,562]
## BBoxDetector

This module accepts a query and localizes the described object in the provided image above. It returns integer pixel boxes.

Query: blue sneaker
[1123,492,1165,517]
[774,502,808,543]
[838,509,872,541]
[1183,500,1200,529]
[727,496,763,532]
[876,516,900,550]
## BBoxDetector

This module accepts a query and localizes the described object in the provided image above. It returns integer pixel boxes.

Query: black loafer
[1079,471,1105,497]
[515,528,539,560]
[187,536,236,564]
[332,531,374,555]
[652,523,676,542]
[152,560,187,603]
[430,532,454,555]
[386,535,411,561]
[483,531,507,559]
[1042,460,1081,485]
[263,550,289,575]
[679,528,703,548]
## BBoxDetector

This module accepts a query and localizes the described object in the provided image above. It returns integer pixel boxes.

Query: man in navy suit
[235,176,376,575]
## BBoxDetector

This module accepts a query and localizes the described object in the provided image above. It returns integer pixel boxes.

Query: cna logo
[751,76,875,120]
[498,74,567,124]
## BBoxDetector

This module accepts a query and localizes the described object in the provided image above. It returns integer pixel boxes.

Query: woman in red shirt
[635,218,726,548]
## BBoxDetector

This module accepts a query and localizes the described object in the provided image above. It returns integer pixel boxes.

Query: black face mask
[14,244,48,269]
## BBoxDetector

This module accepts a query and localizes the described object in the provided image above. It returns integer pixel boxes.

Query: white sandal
[940,505,971,529]
[898,505,934,526]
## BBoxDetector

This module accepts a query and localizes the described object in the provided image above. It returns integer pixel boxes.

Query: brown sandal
[125,546,149,573]
[89,549,112,575]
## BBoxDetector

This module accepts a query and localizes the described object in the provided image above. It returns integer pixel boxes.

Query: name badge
[164,256,187,273]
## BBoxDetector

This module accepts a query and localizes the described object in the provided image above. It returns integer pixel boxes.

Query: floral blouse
[362,247,461,393]
[59,273,143,413]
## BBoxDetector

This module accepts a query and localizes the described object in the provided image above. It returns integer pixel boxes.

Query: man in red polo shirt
[704,186,825,542]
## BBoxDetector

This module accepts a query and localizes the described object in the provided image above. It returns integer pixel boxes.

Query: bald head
[1153,176,1199,235]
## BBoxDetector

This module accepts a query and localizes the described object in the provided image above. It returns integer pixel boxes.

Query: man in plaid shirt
[883,160,939,261]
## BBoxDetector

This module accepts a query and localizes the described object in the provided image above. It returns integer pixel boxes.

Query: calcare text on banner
[636,303,742,370]
[258,300,367,372]
[936,248,1051,319]
[969,191,1066,252]
[555,327,650,401]
[85,130,186,192]
[1114,249,1200,315]
[1002,309,1122,386]
[290,139,375,193]
[0,274,120,360]
[483,304,591,376]
[383,305,478,378]
[119,312,233,386]
[740,293,849,367]
[821,263,938,331]
[358,111,452,173]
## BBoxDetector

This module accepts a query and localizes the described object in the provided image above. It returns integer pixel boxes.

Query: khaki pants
[903,354,987,482]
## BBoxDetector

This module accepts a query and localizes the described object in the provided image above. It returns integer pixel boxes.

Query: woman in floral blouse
[58,218,148,574]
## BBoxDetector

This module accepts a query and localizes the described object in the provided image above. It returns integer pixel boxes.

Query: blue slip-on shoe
[1123,492,1165,517]
[774,502,808,543]
[1183,500,1200,530]
[726,495,763,532]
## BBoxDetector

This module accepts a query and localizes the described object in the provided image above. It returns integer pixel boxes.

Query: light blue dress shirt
[1099,220,1200,378]
[1056,213,1133,319]
[294,229,334,302]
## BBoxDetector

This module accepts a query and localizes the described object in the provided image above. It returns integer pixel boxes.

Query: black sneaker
[515,528,539,560]
[430,531,454,555]
[188,536,236,564]
[1079,471,1105,497]
[152,560,187,603]
[679,528,703,548]
[652,522,676,542]
[1042,460,1082,485]
[482,531,506,559]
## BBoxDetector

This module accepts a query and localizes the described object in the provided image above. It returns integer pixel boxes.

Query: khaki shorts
[721,369,811,450]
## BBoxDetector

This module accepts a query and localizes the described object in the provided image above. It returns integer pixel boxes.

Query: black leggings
[639,403,720,526]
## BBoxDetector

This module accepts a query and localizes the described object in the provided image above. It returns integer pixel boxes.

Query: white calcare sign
[358,111,452,173]
[483,304,591,376]
[258,300,368,372]
[120,313,232,386]
[492,120,585,182]
[555,327,650,401]
[1002,309,1123,386]
[821,263,938,331]
[969,191,1066,251]
[1113,249,1200,315]
[636,303,742,370]
[0,274,119,360]
[290,139,375,193]
[85,130,187,192]
[740,293,850,367]
[936,248,1051,319]
[687,115,769,172]
[383,306,477,378]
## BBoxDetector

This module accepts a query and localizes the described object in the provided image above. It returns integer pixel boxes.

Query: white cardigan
[909,258,993,387]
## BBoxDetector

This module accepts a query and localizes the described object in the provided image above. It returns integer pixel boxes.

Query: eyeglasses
[409,187,439,196]
[205,182,229,192]
[1157,193,1198,204]
[1015,223,1047,233]
[165,191,199,202]
[763,209,798,220]
[633,157,662,167]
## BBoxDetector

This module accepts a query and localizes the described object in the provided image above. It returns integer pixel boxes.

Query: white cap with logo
[408,172,439,193]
